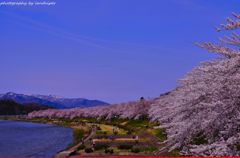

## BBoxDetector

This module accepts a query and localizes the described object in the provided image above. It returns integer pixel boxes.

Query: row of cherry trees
[28,99,152,120]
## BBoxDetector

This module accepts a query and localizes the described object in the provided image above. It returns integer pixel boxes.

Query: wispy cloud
[1,10,164,53]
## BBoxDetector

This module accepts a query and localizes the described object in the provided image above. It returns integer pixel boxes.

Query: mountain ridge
[0,92,109,109]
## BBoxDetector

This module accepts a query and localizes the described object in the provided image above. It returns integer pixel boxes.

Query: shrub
[94,144,109,150]
[190,132,208,145]
[77,144,85,150]
[104,148,114,154]
[117,144,133,150]
[110,149,114,154]
[103,131,107,135]
[85,148,93,153]
[127,130,132,135]
[96,126,101,130]
[155,128,167,142]
[73,129,84,143]
[236,144,240,151]
[131,148,140,153]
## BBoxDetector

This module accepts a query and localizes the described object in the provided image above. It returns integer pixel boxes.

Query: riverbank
[0,119,73,157]
[0,116,87,157]
[0,116,180,157]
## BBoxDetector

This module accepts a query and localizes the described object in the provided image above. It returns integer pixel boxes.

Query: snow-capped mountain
[0,92,109,109]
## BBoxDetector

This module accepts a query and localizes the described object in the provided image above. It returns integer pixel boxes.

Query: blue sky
[0,0,239,103]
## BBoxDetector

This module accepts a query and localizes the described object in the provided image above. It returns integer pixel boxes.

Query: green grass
[125,119,150,128]
[139,146,157,153]
[96,130,107,135]
[166,149,181,156]
[98,124,127,135]
[114,119,151,134]
[108,118,127,125]
[154,128,167,142]
[72,128,85,144]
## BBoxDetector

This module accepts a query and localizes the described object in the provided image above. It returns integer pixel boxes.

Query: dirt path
[71,126,96,151]
[55,126,96,158]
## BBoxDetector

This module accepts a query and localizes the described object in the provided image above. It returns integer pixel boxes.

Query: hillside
[33,94,108,108]
[0,92,109,109]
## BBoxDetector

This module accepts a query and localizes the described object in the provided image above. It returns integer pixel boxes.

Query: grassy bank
[0,115,180,156]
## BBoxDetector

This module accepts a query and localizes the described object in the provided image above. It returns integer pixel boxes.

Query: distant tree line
[0,100,52,115]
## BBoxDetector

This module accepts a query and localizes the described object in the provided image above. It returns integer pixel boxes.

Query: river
[0,120,73,157]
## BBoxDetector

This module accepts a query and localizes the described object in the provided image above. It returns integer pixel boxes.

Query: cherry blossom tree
[149,12,240,156]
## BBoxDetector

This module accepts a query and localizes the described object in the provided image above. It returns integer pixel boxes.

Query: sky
[0,0,239,103]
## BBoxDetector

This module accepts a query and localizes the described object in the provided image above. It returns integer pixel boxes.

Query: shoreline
[0,116,79,157]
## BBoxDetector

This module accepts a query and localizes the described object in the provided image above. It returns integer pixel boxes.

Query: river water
[0,120,73,157]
